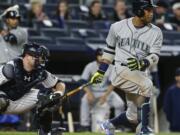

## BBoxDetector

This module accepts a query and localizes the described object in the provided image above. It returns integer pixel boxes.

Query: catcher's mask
[22,42,50,69]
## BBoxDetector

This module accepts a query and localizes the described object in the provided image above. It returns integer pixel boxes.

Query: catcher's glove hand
[127,58,149,71]
[90,71,104,84]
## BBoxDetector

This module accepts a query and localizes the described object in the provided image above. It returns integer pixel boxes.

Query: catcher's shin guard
[37,109,52,134]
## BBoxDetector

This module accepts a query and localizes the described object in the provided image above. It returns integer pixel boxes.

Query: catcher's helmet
[22,42,50,68]
[133,0,157,17]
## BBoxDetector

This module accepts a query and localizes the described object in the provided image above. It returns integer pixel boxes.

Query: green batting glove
[127,58,149,71]
[90,71,104,84]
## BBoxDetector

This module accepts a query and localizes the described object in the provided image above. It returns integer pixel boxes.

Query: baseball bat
[62,82,92,100]
[153,95,159,133]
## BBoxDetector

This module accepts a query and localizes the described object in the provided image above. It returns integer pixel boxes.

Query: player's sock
[110,112,133,128]
[141,98,150,128]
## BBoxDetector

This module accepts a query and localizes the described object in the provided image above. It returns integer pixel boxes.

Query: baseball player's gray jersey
[105,17,162,65]
[0,26,28,64]
[102,17,163,121]
[81,61,112,92]
[0,60,58,114]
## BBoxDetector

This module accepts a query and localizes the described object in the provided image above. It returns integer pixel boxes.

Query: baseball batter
[90,0,163,135]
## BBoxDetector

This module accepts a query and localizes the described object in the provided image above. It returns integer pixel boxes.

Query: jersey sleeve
[42,71,58,88]
[81,63,92,81]
[150,29,163,55]
[103,24,116,62]
[10,27,28,46]
[0,65,10,85]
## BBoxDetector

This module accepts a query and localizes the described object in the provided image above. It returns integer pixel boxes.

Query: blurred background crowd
[0,0,180,134]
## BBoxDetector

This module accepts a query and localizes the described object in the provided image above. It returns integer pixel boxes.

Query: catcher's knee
[0,95,9,113]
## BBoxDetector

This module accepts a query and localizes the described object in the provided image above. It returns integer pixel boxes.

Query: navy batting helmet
[133,0,157,17]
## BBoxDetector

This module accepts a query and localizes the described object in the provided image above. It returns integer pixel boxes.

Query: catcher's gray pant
[111,66,153,122]
[2,88,39,114]
[80,91,125,126]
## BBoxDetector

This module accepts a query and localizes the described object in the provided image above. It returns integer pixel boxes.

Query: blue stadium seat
[41,28,70,38]
[44,4,56,13]
[20,19,30,28]
[57,37,87,51]
[163,31,180,41]
[13,0,29,4]
[163,39,172,45]
[93,21,112,30]
[65,20,90,29]
[71,29,99,38]
[0,3,11,10]
[28,28,41,36]
[46,0,59,4]
[86,38,106,45]
[99,30,109,38]
[28,36,55,46]
[174,40,180,45]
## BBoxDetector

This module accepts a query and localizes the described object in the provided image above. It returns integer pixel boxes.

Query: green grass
[0,132,179,135]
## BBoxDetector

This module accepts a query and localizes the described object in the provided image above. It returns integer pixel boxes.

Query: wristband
[98,63,109,74]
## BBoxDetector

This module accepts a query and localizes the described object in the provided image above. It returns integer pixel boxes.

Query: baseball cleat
[100,120,115,135]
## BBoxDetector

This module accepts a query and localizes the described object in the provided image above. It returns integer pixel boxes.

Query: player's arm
[0,63,15,85]
[42,71,65,96]
[127,29,163,71]
[3,28,28,45]
[91,24,116,84]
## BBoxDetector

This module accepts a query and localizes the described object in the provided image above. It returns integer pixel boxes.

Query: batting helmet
[5,10,20,19]
[133,0,157,17]
[23,43,50,68]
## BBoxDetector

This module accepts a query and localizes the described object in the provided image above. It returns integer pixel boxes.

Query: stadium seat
[0,3,11,10]
[174,40,180,46]
[163,39,172,46]
[44,4,56,13]
[65,20,90,29]
[14,0,29,4]
[41,28,70,38]
[57,37,87,51]
[28,36,55,46]
[92,21,112,30]
[28,28,41,36]
[71,29,99,38]
[86,38,106,46]
[99,30,109,38]
[20,19,30,28]
[46,0,59,4]
[163,31,180,41]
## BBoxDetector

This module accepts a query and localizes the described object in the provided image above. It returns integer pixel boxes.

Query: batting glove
[90,62,109,84]
[127,58,150,71]
[90,71,104,84]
